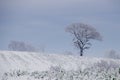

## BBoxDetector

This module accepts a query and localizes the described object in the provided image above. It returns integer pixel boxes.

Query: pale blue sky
[0,0,120,57]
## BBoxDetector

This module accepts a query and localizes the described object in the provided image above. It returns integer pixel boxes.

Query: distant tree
[106,50,120,59]
[64,51,74,55]
[8,41,37,52]
[66,23,102,56]
[37,45,45,53]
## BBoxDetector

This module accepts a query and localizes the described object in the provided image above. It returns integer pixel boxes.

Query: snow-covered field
[0,51,120,80]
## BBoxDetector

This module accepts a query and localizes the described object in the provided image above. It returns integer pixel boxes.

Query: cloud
[1,0,119,23]
[0,0,119,26]
[1,0,118,14]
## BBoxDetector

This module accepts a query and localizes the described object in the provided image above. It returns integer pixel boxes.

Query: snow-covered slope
[0,51,120,80]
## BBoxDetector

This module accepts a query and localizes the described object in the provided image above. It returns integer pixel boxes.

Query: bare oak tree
[66,23,102,56]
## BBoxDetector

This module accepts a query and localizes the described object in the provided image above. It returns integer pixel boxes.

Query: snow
[0,51,120,80]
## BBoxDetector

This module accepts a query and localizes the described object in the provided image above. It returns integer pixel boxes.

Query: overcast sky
[0,0,120,57]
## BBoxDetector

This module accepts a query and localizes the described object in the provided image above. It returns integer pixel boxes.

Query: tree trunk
[80,49,83,56]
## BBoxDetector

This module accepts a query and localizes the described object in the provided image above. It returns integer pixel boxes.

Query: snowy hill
[0,51,120,80]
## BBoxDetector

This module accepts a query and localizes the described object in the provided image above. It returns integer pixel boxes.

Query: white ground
[0,51,120,80]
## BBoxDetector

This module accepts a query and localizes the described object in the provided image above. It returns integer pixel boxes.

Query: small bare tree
[106,50,120,59]
[8,41,37,52]
[66,23,102,56]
